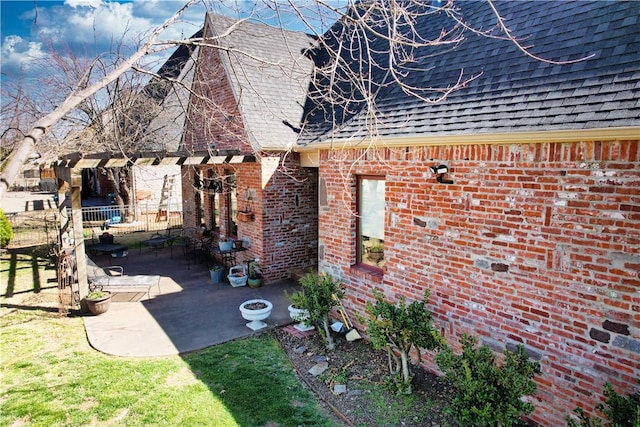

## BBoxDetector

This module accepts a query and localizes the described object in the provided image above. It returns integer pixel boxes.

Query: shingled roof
[206,14,316,150]
[297,0,639,145]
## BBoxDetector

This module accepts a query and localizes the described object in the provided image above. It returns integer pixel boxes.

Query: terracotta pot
[85,292,112,315]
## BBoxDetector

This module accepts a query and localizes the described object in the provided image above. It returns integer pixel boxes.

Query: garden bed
[272,327,457,426]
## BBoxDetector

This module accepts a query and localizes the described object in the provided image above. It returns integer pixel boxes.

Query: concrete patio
[83,242,301,357]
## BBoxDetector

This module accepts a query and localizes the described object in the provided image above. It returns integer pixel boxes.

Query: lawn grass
[0,249,337,427]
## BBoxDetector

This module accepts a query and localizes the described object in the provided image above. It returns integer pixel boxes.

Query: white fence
[77,202,183,233]
[6,202,183,248]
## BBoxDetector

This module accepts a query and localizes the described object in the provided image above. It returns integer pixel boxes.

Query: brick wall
[261,153,318,282]
[181,152,318,284]
[181,22,251,153]
[317,140,639,426]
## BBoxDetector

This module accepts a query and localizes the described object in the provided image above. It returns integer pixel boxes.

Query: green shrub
[360,289,445,394]
[288,271,344,350]
[567,380,640,427]
[435,334,541,426]
[568,407,601,427]
[0,209,13,248]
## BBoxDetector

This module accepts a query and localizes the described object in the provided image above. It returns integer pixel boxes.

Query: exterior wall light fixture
[430,164,454,184]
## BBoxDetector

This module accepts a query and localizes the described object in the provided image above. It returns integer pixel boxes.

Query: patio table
[87,243,126,256]
[140,235,171,256]
[210,246,247,274]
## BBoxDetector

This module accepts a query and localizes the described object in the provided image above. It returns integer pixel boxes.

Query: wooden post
[70,167,89,305]
[54,166,71,251]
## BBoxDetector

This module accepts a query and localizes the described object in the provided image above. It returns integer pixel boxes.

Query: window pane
[359,177,385,268]
[196,170,204,225]
[226,171,237,237]
[213,195,220,230]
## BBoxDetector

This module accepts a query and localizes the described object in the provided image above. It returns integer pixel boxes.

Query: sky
[0,0,338,86]
[0,0,210,81]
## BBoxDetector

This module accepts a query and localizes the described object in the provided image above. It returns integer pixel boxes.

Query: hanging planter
[237,188,255,222]
[237,211,254,222]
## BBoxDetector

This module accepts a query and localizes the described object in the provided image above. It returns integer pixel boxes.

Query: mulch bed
[272,325,457,426]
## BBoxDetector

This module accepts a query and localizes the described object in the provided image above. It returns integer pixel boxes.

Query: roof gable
[204,14,315,151]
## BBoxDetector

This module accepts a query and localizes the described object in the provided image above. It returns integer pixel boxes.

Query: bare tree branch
[0,0,199,200]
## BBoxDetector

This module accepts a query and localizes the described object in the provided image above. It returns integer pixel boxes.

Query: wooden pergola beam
[53,151,256,169]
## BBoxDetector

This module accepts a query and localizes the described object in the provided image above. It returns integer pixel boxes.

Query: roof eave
[296,127,640,153]
[296,127,640,167]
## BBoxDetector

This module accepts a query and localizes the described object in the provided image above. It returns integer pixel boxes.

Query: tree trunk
[102,167,134,222]
[322,316,335,350]
[400,348,411,389]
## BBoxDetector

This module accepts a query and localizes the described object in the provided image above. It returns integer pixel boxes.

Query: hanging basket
[237,188,255,222]
[237,211,254,222]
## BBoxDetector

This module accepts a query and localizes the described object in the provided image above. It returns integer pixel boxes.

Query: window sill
[350,264,384,282]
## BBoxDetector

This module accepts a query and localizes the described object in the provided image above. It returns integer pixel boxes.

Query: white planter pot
[228,266,247,287]
[287,304,315,332]
[239,299,273,330]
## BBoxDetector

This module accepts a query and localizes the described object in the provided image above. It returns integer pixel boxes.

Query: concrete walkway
[83,246,300,357]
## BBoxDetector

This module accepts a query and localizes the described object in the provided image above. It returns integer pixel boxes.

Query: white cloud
[130,0,206,40]
[1,0,329,87]
[1,35,46,72]
[45,1,151,47]
[65,0,103,9]
[1,0,206,78]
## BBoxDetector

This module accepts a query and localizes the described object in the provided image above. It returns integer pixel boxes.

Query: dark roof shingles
[299,0,640,144]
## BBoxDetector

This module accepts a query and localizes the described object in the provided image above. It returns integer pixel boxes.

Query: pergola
[52,149,255,305]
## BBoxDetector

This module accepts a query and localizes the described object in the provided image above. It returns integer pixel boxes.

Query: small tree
[361,288,445,394]
[0,209,14,248]
[567,380,640,427]
[288,271,344,350]
[601,381,640,427]
[435,334,541,427]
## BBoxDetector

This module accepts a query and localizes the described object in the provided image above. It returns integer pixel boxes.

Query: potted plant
[227,265,247,287]
[287,290,314,332]
[84,285,112,315]
[367,243,384,263]
[209,265,224,283]
[239,299,273,330]
[237,189,255,222]
[286,271,344,349]
[218,234,233,251]
[247,259,262,288]
[237,211,254,222]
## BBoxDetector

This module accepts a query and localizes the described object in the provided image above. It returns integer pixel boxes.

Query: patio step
[289,266,316,283]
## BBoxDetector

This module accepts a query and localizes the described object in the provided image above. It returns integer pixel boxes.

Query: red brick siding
[235,162,263,268]
[261,153,318,282]
[182,23,252,153]
[181,153,317,284]
[318,140,640,426]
